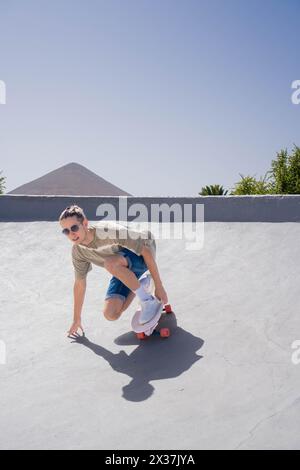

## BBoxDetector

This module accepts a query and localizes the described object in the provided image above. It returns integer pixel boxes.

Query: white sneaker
[139,297,162,325]
[139,273,152,294]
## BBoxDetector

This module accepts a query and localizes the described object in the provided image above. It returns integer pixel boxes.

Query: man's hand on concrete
[68,321,84,337]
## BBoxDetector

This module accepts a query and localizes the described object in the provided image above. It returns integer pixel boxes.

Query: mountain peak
[9,163,132,196]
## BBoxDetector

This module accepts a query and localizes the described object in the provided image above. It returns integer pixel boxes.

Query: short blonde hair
[59,205,86,222]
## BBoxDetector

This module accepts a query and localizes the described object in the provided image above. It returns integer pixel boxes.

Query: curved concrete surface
[0,222,299,449]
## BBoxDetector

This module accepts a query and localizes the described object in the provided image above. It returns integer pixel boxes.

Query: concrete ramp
[0,222,299,449]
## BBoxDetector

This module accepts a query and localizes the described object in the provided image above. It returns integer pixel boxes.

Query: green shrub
[267,145,300,194]
[230,174,272,195]
[199,184,228,196]
[0,171,5,195]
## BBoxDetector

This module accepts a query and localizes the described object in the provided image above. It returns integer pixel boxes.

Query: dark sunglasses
[62,224,81,236]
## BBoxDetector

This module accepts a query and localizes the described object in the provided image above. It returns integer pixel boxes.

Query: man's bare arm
[140,246,168,304]
[74,278,86,320]
[68,278,87,336]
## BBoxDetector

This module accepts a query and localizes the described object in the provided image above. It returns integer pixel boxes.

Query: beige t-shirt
[72,221,156,280]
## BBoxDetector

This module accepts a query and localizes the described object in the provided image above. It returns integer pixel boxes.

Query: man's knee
[103,309,121,321]
[103,302,129,320]
[103,255,127,273]
[103,296,125,321]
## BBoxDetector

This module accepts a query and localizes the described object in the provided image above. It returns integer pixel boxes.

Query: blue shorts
[105,248,148,302]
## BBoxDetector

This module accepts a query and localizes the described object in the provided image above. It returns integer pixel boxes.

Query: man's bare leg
[103,254,140,291]
[103,291,136,321]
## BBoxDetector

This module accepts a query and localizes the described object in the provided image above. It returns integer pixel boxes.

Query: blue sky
[0,0,299,196]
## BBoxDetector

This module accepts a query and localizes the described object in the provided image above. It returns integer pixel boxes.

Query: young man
[59,205,168,336]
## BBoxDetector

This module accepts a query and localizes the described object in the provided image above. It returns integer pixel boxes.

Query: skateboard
[131,303,174,340]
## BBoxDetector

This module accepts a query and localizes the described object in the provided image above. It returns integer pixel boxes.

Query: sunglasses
[62,224,81,236]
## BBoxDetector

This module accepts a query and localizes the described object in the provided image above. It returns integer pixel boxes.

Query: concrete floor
[0,222,300,449]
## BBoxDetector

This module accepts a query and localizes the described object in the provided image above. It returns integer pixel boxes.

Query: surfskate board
[131,303,174,340]
[132,271,174,339]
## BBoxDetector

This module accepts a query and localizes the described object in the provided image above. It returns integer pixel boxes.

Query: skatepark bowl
[0,221,300,450]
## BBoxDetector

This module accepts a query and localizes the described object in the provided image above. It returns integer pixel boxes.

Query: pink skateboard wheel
[137,332,147,340]
[164,304,173,314]
[160,328,170,338]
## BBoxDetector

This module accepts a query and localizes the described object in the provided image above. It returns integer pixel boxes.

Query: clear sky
[0,0,299,196]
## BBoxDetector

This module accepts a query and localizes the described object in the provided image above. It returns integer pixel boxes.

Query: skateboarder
[59,205,168,336]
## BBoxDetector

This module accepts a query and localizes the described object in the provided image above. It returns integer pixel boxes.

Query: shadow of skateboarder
[69,322,204,402]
